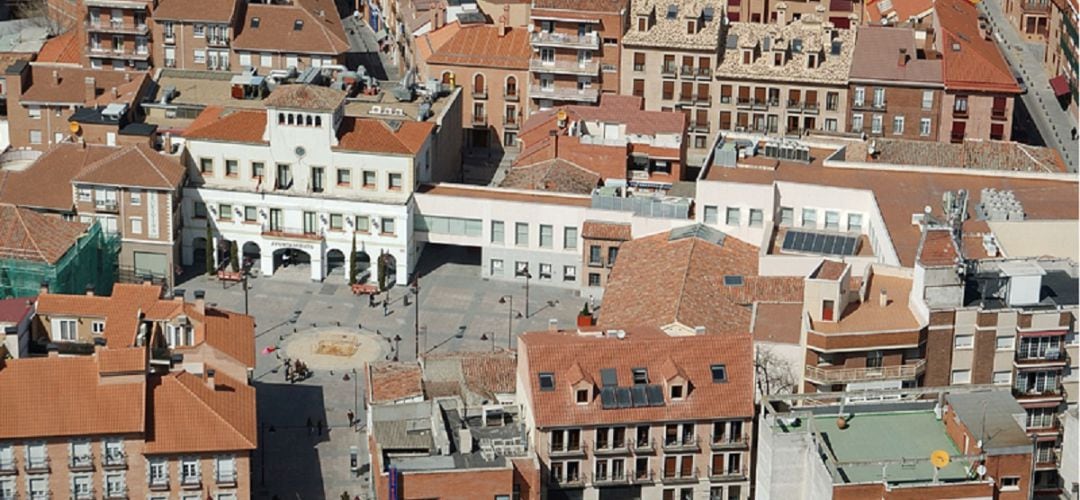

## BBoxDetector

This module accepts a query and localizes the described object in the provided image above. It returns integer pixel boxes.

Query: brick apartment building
[758,388,1037,499]
[0,283,256,500]
[528,0,629,110]
[933,0,1019,143]
[423,20,532,150]
[1005,0,1055,40]
[152,0,242,71]
[848,26,943,140]
[4,61,152,151]
[580,220,631,294]
[230,0,349,72]
[1044,0,1078,110]
[518,327,755,500]
[83,0,154,70]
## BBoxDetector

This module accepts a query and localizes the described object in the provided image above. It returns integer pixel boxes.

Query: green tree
[348,233,358,285]
[230,241,239,272]
[204,223,215,275]
[377,254,387,291]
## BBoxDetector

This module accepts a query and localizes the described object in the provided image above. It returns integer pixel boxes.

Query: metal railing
[660,467,699,483]
[528,86,599,103]
[24,457,49,474]
[103,451,127,469]
[549,440,587,456]
[711,432,749,449]
[69,454,94,471]
[94,200,119,213]
[530,31,599,49]
[528,59,599,76]
[148,473,169,490]
[261,225,323,240]
[592,470,629,485]
[804,359,926,383]
[215,470,237,486]
[0,459,14,475]
[550,472,588,487]
[709,464,748,480]
[592,438,632,455]
[180,474,201,488]
[662,435,700,452]
[86,21,149,35]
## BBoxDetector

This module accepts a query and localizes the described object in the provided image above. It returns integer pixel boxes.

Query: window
[103,438,123,466]
[853,87,865,106]
[564,227,578,249]
[105,473,125,497]
[77,187,92,202]
[847,213,862,233]
[633,368,649,385]
[588,273,601,287]
[589,245,602,265]
[329,214,343,230]
[225,159,239,176]
[216,456,236,484]
[892,116,904,135]
[180,457,199,483]
[336,168,350,186]
[388,173,403,190]
[193,24,206,37]
[996,335,1015,350]
[515,223,528,246]
[851,114,864,131]
[131,217,142,234]
[748,209,763,227]
[951,369,971,384]
[871,115,883,134]
[711,364,727,382]
[0,478,12,499]
[539,373,555,391]
[28,477,47,498]
[539,263,552,280]
[260,53,272,67]
[194,49,206,63]
[539,225,553,248]
[825,118,838,132]
[240,206,256,223]
[725,207,740,226]
[26,443,47,469]
[916,117,931,137]
[670,384,684,399]
[824,211,840,230]
[702,205,719,224]
[576,389,589,403]
[992,371,1011,385]
[780,207,794,226]
[29,130,41,144]
[607,247,618,266]
[801,208,817,228]
[872,88,885,107]
[954,95,968,113]
[381,217,396,235]
[199,157,214,174]
[362,170,376,187]
[355,215,369,232]
[71,440,92,466]
[563,266,576,282]
[1001,476,1020,491]
[27,106,41,119]
[922,90,934,110]
[130,189,141,206]
[217,203,232,221]
[55,318,77,341]
[954,334,974,349]
[193,201,207,219]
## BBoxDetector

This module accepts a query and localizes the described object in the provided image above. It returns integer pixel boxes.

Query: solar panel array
[781,230,858,256]
[600,384,666,409]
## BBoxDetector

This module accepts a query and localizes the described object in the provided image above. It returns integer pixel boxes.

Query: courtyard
[176,244,586,499]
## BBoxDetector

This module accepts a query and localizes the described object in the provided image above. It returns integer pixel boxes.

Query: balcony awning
[1050,75,1071,97]
[1024,400,1063,409]
[1018,329,1068,337]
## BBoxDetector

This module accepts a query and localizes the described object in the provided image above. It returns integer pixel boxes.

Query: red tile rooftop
[809,272,922,334]
[751,302,803,345]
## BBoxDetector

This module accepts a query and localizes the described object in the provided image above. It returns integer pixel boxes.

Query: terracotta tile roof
[20,66,149,106]
[264,84,346,110]
[0,204,86,264]
[97,347,147,374]
[812,259,848,281]
[809,271,921,333]
[153,0,238,22]
[533,0,626,13]
[850,26,942,83]
[918,228,960,267]
[417,183,593,207]
[863,0,933,24]
[0,143,117,211]
[202,308,257,368]
[598,227,804,335]
[72,143,185,190]
[581,220,632,241]
[368,362,424,403]
[0,355,145,439]
[862,139,1067,173]
[35,31,82,65]
[520,97,685,140]
[703,149,1078,267]
[336,117,434,156]
[500,158,602,194]
[519,329,754,427]
[183,107,267,144]
[0,297,33,323]
[426,25,531,70]
[145,369,257,453]
[751,302,803,345]
[232,0,349,55]
[459,351,517,397]
[934,0,1020,92]
[416,22,461,64]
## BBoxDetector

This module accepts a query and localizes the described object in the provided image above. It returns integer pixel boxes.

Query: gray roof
[371,400,436,451]
[947,391,1032,456]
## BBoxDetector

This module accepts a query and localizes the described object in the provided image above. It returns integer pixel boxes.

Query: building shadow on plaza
[254,381,331,499]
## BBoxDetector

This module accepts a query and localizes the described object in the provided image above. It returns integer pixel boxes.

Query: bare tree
[754,345,798,398]
[12,0,71,35]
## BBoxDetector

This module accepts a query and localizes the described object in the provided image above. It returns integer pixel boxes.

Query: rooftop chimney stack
[84,77,96,104]
[694,325,706,335]
[194,290,206,315]
[879,288,889,307]
[898,48,909,67]
[39,281,49,295]
[206,368,216,389]
[51,70,59,85]
[85,284,94,296]
[498,8,509,37]
[548,318,558,332]
[172,288,185,302]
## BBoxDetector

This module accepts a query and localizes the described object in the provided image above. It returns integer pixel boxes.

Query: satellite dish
[976,464,987,477]
[69,122,81,135]
[294,146,306,158]
[556,110,568,122]
[930,450,950,468]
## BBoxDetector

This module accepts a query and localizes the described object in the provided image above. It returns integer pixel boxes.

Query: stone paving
[177,245,585,499]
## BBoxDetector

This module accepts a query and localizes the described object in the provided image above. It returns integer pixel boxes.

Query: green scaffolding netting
[0,222,120,299]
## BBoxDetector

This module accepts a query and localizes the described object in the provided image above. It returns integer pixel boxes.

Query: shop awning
[1050,75,1070,96]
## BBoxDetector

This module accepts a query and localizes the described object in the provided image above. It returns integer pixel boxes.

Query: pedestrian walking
[368,294,375,307]
[1071,127,1077,140]
[382,299,389,317]
[347,410,355,426]
[285,361,292,383]
[306,417,313,435]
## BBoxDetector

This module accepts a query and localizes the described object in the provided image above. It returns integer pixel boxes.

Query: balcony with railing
[709,465,748,481]
[548,440,587,457]
[471,113,488,127]
[804,359,926,384]
[1013,381,1064,399]
[94,200,119,213]
[696,67,711,79]
[711,432,749,450]
[504,115,520,130]
[69,454,94,472]
[529,59,599,76]
[261,225,323,241]
[662,435,700,452]
[550,472,587,487]
[103,451,127,469]
[207,36,230,48]
[530,31,599,49]
[690,121,711,133]
[86,20,149,35]
[630,469,655,484]
[680,66,697,78]
[1015,347,1067,365]
[632,437,657,454]
[592,470,629,485]
[529,86,599,103]
[1020,0,1051,13]
[661,63,677,77]
[593,438,632,456]
[661,467,699,484]
[24,456,49,474]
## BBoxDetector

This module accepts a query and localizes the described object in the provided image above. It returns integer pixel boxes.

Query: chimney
[206,368,216,389]
[124,72,131,82]
[172,288,185,302]
[897,48,908,67]
[110,86,118,98]
[194,290,206,315]
[879,288,889,307]
[47,343,59,358]
[694,325,706,335]
[498,6,510,37]
[93,336,107,354]
[39,281,49,295]
[84,76,97,104]
[549,129,559,157]
[85,284,94,296]
[51,70,59,85]
[433,5,444,29]
[548,318,558,332]
[142,275,153,286]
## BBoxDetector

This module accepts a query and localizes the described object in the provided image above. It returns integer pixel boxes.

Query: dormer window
[773,52,783,66]
[576,389,589,404]
[742,50,752,64]
[250,17,260,28]
[711,364,727,383]
[808,53,818,69]
[632,368,648,385]
[669,384,684,400]
[539,372,555,391]
[686,20,696,34]
[294,19,304,31]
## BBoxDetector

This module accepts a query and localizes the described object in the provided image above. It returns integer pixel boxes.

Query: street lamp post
[516,264,532,318]
[411,275,420,361]
[393,334,402,362]
[498,295,513,349]
[242,270,250,316]
[480,332,496,352]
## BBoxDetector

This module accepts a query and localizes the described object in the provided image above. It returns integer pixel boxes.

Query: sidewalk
[980,0,1079,171]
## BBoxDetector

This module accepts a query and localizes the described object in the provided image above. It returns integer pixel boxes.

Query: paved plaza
[176,245,585,499]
